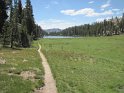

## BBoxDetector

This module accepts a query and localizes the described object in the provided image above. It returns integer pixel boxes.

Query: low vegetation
[39,35,124,93]
[0,45,44,93]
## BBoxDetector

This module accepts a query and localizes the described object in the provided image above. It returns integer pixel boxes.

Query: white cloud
[101,3,110,9]
[61,10,76,16]
[96,18,104,22]
[112,9,120,12]
[88,1,94,4]
[101,0,111,9]
[61,8,113,17]
[96,17,111,22]
[37,19,80,29]
[111,9,123,15]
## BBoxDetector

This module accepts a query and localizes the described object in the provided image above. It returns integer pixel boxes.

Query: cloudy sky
[22,0,124,29]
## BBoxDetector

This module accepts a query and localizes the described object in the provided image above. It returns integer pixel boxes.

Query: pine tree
[0,0,8,34]
[21,16,30,47]
[18,0,22,23]
[0,0,42,48]
[10,0,21,48]
[25,0,35,36]
[120,13,124,33]
[19,0,35,47]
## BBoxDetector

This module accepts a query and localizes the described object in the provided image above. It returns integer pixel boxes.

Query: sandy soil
[35,43,58,93]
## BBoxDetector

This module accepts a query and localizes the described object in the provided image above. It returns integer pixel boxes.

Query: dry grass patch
[20,71,36,82]
[0,57,6,64]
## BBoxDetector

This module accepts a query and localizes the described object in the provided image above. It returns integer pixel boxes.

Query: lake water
[44,36,80,39]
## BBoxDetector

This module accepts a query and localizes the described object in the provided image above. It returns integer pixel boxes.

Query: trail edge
[35,43,58,93]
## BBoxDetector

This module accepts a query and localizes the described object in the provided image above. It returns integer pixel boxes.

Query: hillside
[45,28,62,33]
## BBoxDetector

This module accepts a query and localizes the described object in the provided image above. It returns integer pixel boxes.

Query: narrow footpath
[35,43,58,93]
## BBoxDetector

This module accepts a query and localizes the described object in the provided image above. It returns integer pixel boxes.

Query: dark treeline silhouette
[49,14,124,37]
[0,0,43,48]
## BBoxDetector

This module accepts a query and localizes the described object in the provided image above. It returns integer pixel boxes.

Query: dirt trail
[35,43,58,93]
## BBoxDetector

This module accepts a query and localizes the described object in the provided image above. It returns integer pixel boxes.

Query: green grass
[38,35,124,93]
[0,46,44,93]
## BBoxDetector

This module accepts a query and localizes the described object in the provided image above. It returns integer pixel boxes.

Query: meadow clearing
[38,35,124,93]
[0,35,124,93]
[0,46,44,93]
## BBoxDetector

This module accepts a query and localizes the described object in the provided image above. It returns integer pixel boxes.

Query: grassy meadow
[0,46,44,93]
[38,35,124,93]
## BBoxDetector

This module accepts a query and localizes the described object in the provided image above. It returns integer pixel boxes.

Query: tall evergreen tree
[18,0,22,23]
[19,0,35,47]
[25,0,35,35]
[0,0,8,34]
[120,13,124,33]
[21,8,31,47]
[10,0,21,48]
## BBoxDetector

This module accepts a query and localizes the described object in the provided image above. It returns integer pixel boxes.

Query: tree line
[50,14,124,37]
[0,0,43,48]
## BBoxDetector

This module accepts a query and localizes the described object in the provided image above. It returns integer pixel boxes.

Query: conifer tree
[0,0,8,34]
[21,8,30,47]
[0,0,42,48]
[25,0,35,35]
[120,13,124,33]
[18,0,22,23]
[10,0,20,48]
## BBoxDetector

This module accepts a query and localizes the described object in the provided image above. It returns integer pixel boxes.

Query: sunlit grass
[0,46,44,93]
[38,35,124,93]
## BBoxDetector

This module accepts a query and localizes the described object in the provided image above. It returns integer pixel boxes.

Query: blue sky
[22,0,124,29]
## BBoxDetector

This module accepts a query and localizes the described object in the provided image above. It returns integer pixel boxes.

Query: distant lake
[44,36,80,39]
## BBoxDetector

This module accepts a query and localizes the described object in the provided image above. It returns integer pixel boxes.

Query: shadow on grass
[0,45,22,50]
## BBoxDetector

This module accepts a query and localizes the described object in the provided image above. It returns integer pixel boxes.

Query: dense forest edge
[0,0,44,48]
[45,14,124,37]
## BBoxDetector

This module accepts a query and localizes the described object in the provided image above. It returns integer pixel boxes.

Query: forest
[0,0,43,48]
[48,14,124,37]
